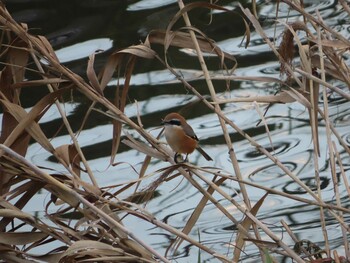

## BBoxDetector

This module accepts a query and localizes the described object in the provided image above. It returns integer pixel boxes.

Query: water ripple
[237,137,301,162]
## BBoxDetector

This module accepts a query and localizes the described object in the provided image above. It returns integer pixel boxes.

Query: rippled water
[5,0,350,262]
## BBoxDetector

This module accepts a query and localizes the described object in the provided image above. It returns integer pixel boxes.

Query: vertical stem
[27,43,99,188]
[316,24,332,256]
[176,0,251,211]
[175,1,264,260]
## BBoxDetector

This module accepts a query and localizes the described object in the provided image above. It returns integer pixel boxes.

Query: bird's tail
[196,146,213,161]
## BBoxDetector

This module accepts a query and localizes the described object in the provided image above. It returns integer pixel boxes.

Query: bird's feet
[174,153,188,163]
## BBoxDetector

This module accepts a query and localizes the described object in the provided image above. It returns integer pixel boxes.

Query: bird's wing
[183,124,199,141]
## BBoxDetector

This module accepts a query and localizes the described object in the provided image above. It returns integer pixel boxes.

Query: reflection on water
[4,0,350,262]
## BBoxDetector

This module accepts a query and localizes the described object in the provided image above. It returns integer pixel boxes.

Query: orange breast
[165,126,197,154]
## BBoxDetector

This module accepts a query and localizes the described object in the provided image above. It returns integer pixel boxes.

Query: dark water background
[3,0,350,262]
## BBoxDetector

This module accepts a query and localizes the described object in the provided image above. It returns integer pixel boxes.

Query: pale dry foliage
[0,0,349,262]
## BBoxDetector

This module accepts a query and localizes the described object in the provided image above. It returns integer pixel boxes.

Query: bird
[161,112,212,163]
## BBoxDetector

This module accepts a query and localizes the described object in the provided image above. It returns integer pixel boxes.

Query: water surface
[5,0,350,262]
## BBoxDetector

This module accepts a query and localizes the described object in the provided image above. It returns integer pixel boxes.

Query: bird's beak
[161,119,170,126]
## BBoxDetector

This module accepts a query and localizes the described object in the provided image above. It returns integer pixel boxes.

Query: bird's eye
[169,119,181,126]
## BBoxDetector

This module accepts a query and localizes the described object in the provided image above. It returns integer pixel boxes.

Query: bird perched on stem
[162,112,212,163]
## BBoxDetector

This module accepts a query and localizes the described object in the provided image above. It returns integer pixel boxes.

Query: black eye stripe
[169,119,181,126]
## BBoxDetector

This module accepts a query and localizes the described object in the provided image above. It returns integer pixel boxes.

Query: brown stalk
[173,2,265,260]
[333,142,350,259]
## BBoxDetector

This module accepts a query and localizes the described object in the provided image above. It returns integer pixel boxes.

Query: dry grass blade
[295,68,350,100]
[0,99,55,154]
[239,4,303,88]
[0,251,33,263]
[214,90,296,104]
[0,208,35,222]
[309,52,350,82]
[37,35,60,63]
[0,144,80,207]
[11,78,69,88]
[0,232,48,245]
[7,39,29,93]
[307,80,320,157]
[254,101,275,153]
[98,56,119,91]
[58,240,125,261]
[279,21,322,156]
[0,88,67,156]
[111,56,136,164]
[282,0,350,44]
[171,176,226,254]
[0,179,46,230]
[122,136,167,161]
[70,191,170,263]
[0,40,30,160]
[283,88,311,108]
[339,0,350,16]
[233,193,269,262]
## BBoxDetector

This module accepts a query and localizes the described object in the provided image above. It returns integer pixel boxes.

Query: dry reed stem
[295,68,350,100]
[316,23,331,255]
[175,0,252,208]
[28,41,99,188]
[281,220,314,261]
[333,142,350,260]
[204,168,350,213]
[119,199,232,262]
[174,1,266,260]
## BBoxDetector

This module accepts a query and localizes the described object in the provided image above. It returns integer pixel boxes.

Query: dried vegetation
[0,0,350,262]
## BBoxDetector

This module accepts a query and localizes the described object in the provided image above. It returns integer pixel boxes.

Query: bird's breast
[164,126,197,154]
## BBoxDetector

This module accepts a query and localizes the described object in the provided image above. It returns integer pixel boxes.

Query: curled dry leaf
[55,144,82,177]
[147,29,236,66]
[116,44,156,59]
[87,52,103,95]
[165,2,249,52]
[37,35,60,63]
